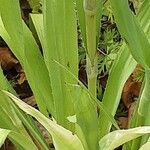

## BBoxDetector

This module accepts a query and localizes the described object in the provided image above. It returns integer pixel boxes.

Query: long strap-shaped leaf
[0,129,10,148]
[108,0,150,148]
[43,0,78,130]
[99,126,150,150]
[109,0,150,68]
[0,126,38,150]
[74,85,99,150]
[0,0,54,116]
[99,0,150,138]
[4,91,84,150]
[0,68,50,150]
[29,6,119,144]
[139,141,150,150]
[0,128,38,150]
[54,60,119,130]
[98,44,136,138]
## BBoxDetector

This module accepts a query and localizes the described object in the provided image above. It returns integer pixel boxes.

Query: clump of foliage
[0,0,150,150]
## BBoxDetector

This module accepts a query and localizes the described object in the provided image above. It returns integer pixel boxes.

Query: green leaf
[0,0,54,116]
[96,0,102,44]
[99,0,150,139]
[0,68,49,150]
[77,0,102,57]
[98,44,136,138]
[29,14,44,48]
[99,127,150,150]
[0,0,24,56]
[53,60,119,130]
[139,141,150,150]
[110,0,150,69]
[43,0,78,129]
[138,70,150,116]
[0,129,10,148]
[0,128,38,150]
[74,85,99,150]
[8,131,38,150]
[4,91,84,150]
[76,0,87,48]
[27,0,41,13]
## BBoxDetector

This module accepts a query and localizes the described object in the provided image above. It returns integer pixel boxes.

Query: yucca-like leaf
[99,127,150,150]
[139,141,150,150]
[110,0,150,68]
[99,0,150,138]
[73,85,99,150]
[53,60,119,130]
[0,0,54,116]
[0,0,24,57]
[0,129,10,148]
[29,14,44,48]
[98,44,136,138]
[76,0,87,48]
[0,68,50,149]
[137,0,150,34]
[0,127,38,150]
[0,69,29,135]
[123,0,150,149]
[0,99,38,150]
[8,131,38,150]
[43,0,78,129]
[0,69,49,149]
[4,91,84,150]
[23,23,54,115]
[136,70,150,146]
[138,70,150,117]
[108,0,150,149]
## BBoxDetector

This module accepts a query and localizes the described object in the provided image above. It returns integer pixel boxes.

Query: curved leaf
[99,127,150,150]
[139,141,150,150]
[0,129,10,148]
[3,91,84,150]
[110,0,150,68]
[0,128,38,150]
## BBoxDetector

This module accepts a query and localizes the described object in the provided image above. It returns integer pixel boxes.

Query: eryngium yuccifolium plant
[0,0,150,150]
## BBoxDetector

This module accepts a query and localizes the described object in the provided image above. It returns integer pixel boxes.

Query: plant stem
[86,55,97,97]
[84,0,97,97]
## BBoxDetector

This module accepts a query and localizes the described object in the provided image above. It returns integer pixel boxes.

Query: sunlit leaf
[99,127,150,150]
[4,91,84,150]
[0,129,10,148]
[139,141,150,150]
